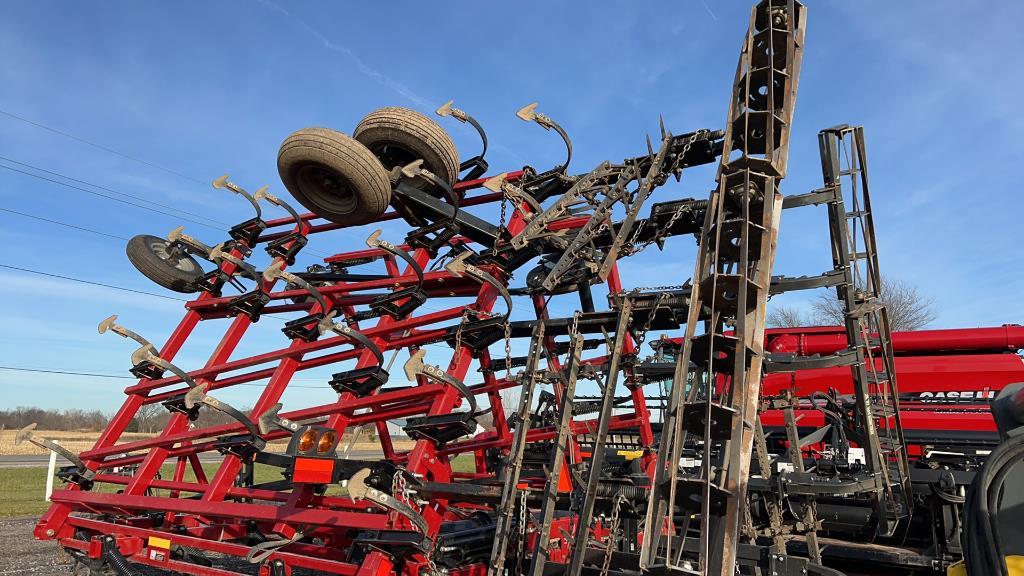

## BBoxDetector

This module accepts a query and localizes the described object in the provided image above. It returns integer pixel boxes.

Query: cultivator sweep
[28,1,1015,575]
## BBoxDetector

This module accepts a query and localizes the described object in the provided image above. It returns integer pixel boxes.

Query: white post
[44,440,58,501]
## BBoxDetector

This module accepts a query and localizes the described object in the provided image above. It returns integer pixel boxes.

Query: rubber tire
[353,107,460,190]
[277,127,392,225]
[125,234,204,294]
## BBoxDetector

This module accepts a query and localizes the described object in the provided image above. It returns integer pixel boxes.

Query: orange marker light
[317,430,337,454]
[297,429,317,452]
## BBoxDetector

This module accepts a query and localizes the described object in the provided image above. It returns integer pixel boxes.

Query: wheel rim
[370,143,418,172]
[150,240,198,273]
[370,144,436,191]
[295,163,357,214]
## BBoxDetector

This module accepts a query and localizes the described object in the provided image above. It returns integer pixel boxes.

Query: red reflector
[293,457,334,484]
[557,459,573,493]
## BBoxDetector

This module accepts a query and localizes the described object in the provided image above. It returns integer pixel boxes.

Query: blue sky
[1,1,1021,412]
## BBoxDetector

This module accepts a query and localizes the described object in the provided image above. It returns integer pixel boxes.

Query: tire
[126,234,204,293]
[277,127,392,225]
[353,107,460,191]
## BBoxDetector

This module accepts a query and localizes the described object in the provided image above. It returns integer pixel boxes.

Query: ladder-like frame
[640,1,806,573]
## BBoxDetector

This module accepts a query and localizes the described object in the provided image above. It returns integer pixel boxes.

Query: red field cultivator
[24,1,1023,575]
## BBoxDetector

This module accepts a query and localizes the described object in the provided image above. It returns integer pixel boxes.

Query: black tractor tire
[353,107,460,191]
[277,127,392,225]
[126,234,204,293]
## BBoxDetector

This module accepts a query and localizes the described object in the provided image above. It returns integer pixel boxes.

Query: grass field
[0,456,475,518]
[0,430,158,456]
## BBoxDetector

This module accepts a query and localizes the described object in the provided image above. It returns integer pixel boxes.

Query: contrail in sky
[255,0,434,109]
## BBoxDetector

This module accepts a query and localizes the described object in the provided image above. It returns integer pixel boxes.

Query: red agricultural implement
[652,324,1024,446]
[23,2,1023,575]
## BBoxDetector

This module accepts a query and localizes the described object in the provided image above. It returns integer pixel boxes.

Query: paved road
[0,450,385,468]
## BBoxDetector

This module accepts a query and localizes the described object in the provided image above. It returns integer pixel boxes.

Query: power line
[0,365,331,389]
[0,157,332,259]
[0,189,329,261]
[0,263,187,301]
[0,207,130,241]
[0,159,224,232]
[0,265,521,348]
[0,155,229,228]
[0,366,132,379]
[0,108,206,185]
[0,113,337,258]
[0,263,306,323]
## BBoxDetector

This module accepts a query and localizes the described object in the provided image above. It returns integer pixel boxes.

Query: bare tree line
[0,407,109,432]
[767,275,937,331]
[0,405,251,433]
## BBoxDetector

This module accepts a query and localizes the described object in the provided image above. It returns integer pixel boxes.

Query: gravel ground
[0,517,296,576]
[0,517,244,576]
[0,517,172,576]
[0,517,76,576]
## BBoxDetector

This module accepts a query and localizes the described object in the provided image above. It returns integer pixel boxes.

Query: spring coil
[594,483,649,502]
[102,537,138,576]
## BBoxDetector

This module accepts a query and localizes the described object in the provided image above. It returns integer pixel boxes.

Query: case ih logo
[911,389,997,403]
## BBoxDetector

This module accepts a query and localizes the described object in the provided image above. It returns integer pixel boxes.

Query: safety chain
[498,191,508,234]
[503,319,513,381]
[451,309,474,369]
[393,470,440,576]
[392,469,412,506]
[624,130,707,255]
[514,489,529,575]
[633,291,670,346]
[600,494,627,576]
[634,283,687,292]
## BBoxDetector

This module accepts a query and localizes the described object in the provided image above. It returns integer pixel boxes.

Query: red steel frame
[35,173,659,576]
[36,166,1018,575]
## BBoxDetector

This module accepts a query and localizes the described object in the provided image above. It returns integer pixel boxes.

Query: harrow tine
[346,468,431,539]
[185,383,264,440]
[366,229,425,289]
[257,402,301,435]
[167,225,214,259]
[213,173,262,220]
[98,314,154,349]
[99,314,199,385]
[245,530,304,564]
[142,353,200,388]
[515,101,572,179]
[16,424,94,479]
[484,172,542,217]
[208,242,260,280]
[253,185,303,229]
[317,311,385,366]
[437,99,490,179]
[399,159,461,215]
[404,349,478,414]
[263,261,328,313]
[445,252,513,320]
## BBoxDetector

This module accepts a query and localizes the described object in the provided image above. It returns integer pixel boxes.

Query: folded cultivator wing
[29,2,1016,575]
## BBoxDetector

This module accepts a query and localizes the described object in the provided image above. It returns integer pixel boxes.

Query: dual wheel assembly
[127,106,460,292]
